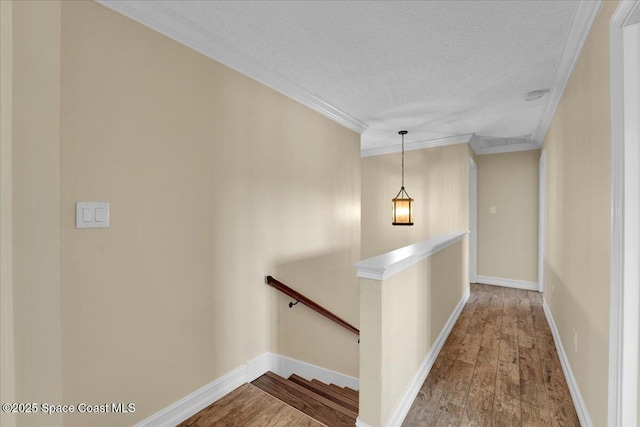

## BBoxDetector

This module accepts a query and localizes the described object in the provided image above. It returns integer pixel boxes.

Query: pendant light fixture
[392,130,414,226]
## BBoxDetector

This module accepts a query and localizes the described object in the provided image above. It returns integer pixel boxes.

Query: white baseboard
[355,287,470,427]
[476,275,539,291]
[135,352,359,426]
[267,353,359,390]
[133,364,247,427]
[246,352,277,383]
[543,301,593,427]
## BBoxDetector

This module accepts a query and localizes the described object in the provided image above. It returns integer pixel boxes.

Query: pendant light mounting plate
[398,130,408,135]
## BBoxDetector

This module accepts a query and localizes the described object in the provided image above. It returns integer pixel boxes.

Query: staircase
[251,371,359,426]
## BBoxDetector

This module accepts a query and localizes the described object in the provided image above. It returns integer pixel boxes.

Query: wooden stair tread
[289,375,358,413]
[343,386,359,398]
[301,378,359,408]
[342,387,360,401]
[325,382,359,401]
[252,372,356,427]
[309,379,359,404]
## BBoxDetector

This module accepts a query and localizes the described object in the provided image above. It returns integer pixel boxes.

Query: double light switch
[76,202,110,228]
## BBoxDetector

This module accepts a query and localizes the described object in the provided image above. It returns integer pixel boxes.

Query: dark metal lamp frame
[392,186,414,226]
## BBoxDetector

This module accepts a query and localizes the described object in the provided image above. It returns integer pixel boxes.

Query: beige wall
[9,1,361,426]
[0,2,16,427]
[359,239,468,426]
[542,2,618,426]
[11,2,64,426]
[361,143,470,258]
[476,150,539,283]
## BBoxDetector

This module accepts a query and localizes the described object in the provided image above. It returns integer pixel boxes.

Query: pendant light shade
[392,131,414,226]
[392,187,413,225]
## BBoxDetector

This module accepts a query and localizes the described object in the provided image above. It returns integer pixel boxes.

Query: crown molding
[95,0,368,134]
[531,0,604,146]
[468,134,540,155]
[360,133,473,158]
[472,142,541,155]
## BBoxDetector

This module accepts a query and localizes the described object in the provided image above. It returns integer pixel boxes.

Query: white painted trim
[620,18,640,427]
[134,352,359,426]
[469,158,478,283]
[609,2,640,426]
[361,134,473,158]
[381,289,470,427]
[95,1,368,134]
[608,4,626,426]
[355,419,374,427]
[531,1,604,146]
[468,134,540,156]
[354,231,469,281]
[133,364,248,427]
[538,150,546,293]
[543,301,593,427]
[475,276,538,291]
[471,141,541,156]
[246,352,277,383]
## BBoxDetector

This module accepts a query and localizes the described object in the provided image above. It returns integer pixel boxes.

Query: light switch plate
[76,202,109,229]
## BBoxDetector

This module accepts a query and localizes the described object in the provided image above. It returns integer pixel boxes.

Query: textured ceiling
[156,0,578,150]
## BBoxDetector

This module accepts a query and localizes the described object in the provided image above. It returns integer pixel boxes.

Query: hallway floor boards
[403,283,580,427]
[177,383,322,427]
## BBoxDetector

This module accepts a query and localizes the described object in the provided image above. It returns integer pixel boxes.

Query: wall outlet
[573,329,578,352]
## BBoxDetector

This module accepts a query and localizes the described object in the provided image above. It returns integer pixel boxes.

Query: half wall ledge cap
[353,231,469,281]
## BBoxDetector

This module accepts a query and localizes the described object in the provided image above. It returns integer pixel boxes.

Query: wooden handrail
[266,276,359,337]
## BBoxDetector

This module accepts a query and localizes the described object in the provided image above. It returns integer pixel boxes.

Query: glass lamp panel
[392,197,413,225]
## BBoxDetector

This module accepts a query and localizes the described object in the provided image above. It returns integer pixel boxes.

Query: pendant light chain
[401,132,405,188]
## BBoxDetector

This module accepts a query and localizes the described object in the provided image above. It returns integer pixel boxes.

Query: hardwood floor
[402,283,580,427]
[177,383,322,427]
[178,284,576,427]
